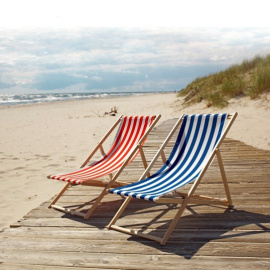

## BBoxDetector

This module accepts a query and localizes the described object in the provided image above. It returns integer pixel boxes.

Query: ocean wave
[0,92,160,106]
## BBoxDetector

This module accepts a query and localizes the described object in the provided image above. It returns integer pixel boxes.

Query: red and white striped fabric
[49,116,156,185]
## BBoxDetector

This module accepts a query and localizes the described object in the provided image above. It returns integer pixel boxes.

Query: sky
[0,0,270,94]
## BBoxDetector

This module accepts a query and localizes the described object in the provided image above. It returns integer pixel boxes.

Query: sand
[0,92,269,231]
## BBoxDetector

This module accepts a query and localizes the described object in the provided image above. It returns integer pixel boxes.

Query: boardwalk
[0,118,270,269]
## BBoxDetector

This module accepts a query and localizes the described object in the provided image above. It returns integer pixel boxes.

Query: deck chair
[47,114,161,219]
[107,113,237,245]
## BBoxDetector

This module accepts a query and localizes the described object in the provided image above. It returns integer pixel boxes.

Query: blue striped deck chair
[107,113,238,245]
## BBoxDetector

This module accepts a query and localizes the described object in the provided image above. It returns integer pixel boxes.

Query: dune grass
[178,54,270,108]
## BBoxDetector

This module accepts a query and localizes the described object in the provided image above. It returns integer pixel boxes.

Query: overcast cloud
[0,1,270,94]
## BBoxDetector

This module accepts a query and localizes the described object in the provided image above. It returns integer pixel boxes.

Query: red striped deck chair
[48,115,161,219]
[108,113,237,245]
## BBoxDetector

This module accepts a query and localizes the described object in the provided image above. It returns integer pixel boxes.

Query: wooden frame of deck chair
[47,114,161,219]
[107,113,238,245]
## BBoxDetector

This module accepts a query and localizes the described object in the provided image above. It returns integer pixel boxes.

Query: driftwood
[104,106,118,116]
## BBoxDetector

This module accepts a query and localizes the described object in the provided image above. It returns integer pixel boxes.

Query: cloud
[0,27,269,94]
[72,73,89,79]
[91,76,102,81]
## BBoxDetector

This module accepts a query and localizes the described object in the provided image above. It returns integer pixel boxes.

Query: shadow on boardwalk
[124,208,270,259]
[59,199,270,260]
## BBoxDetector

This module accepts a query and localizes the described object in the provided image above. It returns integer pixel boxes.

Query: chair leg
[83,188,109,219]
[160,198,189,245]
[215,149,233,207]
[50,185,110,219]
[107,197,132,228]
[49,182,71,208]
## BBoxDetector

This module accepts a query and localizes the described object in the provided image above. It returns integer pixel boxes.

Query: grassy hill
[178,54,270,108]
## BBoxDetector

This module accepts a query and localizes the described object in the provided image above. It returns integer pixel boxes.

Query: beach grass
[178,54,270,108]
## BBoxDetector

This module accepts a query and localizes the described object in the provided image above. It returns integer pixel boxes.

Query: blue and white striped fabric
[110,114,227,202]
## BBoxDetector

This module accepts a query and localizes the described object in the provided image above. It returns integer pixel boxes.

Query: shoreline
[0,91,175,109]
[0,92,269,231]
[0,92,175,116]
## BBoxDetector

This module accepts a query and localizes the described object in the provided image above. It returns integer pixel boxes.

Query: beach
[0,92,269,231]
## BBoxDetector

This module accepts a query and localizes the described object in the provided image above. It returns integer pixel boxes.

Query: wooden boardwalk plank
[0,118,270,270]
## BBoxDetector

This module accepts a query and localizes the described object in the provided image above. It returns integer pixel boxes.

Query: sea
[0,91,172,107]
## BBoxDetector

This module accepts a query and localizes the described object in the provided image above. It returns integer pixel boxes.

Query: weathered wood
[3,227,270,243]
[2,235,270,258]
[1,251,270,270]
[0,118,270,269]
